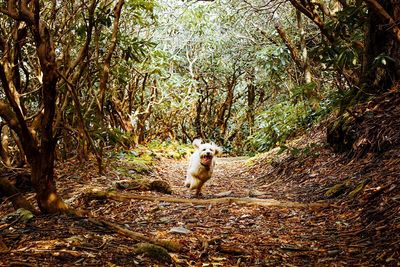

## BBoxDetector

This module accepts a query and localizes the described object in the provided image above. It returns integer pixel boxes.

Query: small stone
[328,250,341,256]
[215,191,232,197]
[159,217,172,224]
[248,190,266,197]
[169,226,190,234]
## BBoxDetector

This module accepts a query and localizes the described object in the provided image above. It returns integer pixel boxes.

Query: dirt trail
[0,153,393,266]
[138,156,352,266]
[162,157,254,198]
[156,157,325,208]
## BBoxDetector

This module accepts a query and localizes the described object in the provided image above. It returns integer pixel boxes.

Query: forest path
[160,156,255,198]
[0,155,369,266]
[118,156,348,266]
[156,156,322,207]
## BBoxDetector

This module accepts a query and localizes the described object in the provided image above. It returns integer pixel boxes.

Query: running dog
[184,138,222,196]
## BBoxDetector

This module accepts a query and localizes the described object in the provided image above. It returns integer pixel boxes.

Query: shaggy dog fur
[184,139,222,196]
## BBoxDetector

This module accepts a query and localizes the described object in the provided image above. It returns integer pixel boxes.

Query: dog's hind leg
[185,172,195,188]
[184,176,190,188]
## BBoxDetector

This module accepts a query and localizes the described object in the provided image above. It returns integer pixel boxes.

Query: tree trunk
[215,74,236,138]
[195,87,207,139]
[98,0,125,114]
[30,153,68,213]
[0,125,11,167]
[246,79,255,135]
[297,11,312,84]
[363,0,400,93]
[0,1,69,213]
[0,177,38,213]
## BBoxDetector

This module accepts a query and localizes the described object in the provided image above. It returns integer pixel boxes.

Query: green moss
[348,179,369,198]
[134,243,172,263]
[325,182,348,198]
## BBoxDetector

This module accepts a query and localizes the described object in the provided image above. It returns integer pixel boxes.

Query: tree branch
[288,0,335,43]
[364,0,400,44]
[98,0,125,114]
[84,190,329,208]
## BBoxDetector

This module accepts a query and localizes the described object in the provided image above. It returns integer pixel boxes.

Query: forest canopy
[0,0,399,213]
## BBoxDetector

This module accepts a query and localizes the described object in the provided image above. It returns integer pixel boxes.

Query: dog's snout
[206,151,211,156]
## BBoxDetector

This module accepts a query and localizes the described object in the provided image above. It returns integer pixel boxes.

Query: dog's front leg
[195,181,205,197]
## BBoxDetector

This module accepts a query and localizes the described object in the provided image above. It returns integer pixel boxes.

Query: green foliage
[113,140,191,165]
[1,0,375,164]
[248,101,314,152]
[113,149,155,177]
[147,140,191,159]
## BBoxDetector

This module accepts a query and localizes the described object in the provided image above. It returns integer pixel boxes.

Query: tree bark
[297,11,312,84]
[246,77,255,135]
[98,0,125,115]
[215,71,237,138]
[0,177,38,214]
[0,125,11,167]
[84,190,328,209]
[363,0,400,92]
[364,0,400,44]
[0,0,68,213]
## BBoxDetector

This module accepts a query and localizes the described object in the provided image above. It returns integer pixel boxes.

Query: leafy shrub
[147,140,190,159]
[247,101,314,152]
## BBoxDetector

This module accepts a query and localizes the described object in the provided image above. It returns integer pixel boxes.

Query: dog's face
[193,139,222,167]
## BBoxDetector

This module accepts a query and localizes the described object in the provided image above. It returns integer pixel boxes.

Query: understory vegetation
[1,1,400,265]
[0,0,399,212]
[0,0,371,162]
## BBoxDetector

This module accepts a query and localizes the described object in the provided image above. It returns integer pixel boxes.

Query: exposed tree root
[115,179,172,194]
[84,190,329,209]
[0,177,39,215]
[88,217,183,252]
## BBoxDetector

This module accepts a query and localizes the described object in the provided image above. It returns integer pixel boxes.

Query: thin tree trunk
[98,0,125,115]
[246,77,255,135]
[0,125,11,167]
[297,11,312,84]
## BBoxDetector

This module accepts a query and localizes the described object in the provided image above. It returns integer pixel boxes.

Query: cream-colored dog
[185,139,222,196]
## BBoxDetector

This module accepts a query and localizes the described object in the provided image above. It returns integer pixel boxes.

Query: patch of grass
[110,141,192,179]
[147,140,191,159]
[112,150,156,178]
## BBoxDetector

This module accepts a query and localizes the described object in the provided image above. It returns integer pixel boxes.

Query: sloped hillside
[245,88,400,264]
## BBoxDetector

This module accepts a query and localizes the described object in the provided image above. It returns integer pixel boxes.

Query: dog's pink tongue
[201,156,212,165]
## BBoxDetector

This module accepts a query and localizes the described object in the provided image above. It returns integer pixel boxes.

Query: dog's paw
[192,192,204,198]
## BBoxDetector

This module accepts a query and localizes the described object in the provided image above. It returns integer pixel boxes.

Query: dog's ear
[192,138,202,148]
[214,144,223,155]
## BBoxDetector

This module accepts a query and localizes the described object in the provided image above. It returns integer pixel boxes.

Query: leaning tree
[0,0,68,213]
[285,0,400,95]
